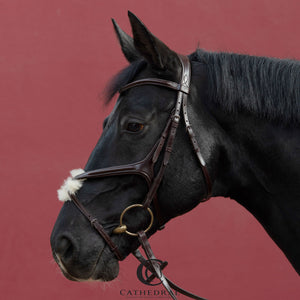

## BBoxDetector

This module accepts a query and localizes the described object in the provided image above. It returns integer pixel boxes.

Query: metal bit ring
[114,204,154,236]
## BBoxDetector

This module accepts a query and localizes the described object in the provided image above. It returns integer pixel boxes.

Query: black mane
[191,50,300,125]
[107,50,300,125]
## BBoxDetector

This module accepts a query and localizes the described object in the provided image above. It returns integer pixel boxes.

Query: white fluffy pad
[57,169,86,202]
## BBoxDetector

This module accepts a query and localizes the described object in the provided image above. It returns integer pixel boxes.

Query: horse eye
[126,122,144,133]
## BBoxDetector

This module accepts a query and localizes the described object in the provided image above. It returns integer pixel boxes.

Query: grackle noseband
[69,55,211,300]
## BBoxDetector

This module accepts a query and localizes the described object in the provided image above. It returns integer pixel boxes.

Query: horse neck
[205,105,300,274]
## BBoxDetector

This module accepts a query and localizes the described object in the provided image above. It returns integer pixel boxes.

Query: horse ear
[128,11,180,71]
[112,18,141,63]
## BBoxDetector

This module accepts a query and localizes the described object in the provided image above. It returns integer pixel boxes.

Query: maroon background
[1,1,299,299]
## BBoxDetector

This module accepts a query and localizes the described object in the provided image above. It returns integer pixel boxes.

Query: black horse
[51,12,300,286]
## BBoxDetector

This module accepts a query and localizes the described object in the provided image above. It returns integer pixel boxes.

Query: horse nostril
[55,236,75,261]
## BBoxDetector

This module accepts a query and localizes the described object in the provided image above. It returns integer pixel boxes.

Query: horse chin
[55,250,120,282]
[89,255,120,282]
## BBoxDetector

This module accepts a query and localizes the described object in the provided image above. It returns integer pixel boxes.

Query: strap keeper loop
[90,218,98,225]
[172,115,180,123]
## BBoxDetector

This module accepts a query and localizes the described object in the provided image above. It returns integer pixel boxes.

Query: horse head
[50,12,215,282]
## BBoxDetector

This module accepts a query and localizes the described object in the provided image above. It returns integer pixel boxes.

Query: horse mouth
[53,247,120,282]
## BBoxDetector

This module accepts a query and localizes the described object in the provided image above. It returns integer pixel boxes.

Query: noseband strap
[69,194,123,260]
[67,54,210,300]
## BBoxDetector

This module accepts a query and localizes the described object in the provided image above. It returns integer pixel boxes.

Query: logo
[119,260,179,298]
[136,259,168,286]
[120,289,178,298]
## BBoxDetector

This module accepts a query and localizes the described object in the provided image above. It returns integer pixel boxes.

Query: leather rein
[70,55,211,300]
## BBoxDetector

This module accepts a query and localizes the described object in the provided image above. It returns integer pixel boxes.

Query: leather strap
[137,231,177,300]
[120,78,189,94]
[134,231,207,300]
[75,114,174,188]
[141,55,195,212]
[182,91,212,199]
[69,194,123,260]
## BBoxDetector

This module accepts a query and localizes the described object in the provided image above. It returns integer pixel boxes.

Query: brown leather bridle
[69,55,211,300]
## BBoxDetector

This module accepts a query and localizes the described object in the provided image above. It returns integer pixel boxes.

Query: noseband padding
[57,169,85,202]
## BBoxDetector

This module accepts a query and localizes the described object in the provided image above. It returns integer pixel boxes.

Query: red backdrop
[1,1,299,299]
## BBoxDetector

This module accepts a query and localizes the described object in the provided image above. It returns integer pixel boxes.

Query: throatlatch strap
[182,96,212,199]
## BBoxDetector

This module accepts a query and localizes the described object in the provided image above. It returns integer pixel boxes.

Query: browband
[120,78,190,94]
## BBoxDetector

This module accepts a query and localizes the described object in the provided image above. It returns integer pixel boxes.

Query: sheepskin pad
[57,169,85,202]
